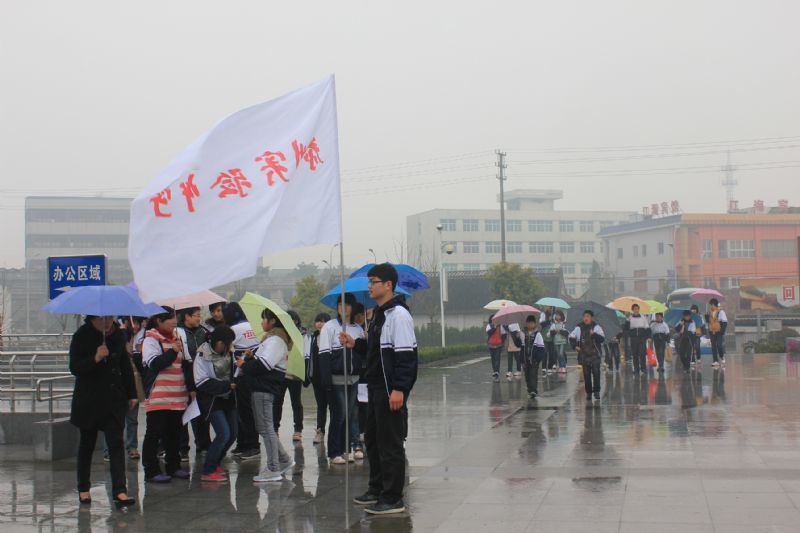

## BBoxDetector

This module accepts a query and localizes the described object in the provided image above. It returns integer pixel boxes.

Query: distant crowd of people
[68,264,417,515]
[486,298,728,403]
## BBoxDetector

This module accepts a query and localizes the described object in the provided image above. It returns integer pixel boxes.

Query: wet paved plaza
[2,352,800,532]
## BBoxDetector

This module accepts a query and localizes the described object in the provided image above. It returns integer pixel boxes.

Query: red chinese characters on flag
[651,203,660,216]
[179,174,200,212]
[150,188,173,218]
[670,200,680,214]
[661,201,669,215]
[211,169,252,198]
[255,151,289,187]
[292,137,324,171]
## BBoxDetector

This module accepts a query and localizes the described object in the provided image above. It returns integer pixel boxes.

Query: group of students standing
[68,263,420,516]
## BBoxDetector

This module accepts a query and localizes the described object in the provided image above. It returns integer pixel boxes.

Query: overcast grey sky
[2,0,799,269]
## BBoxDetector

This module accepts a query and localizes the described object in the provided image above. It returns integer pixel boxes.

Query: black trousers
[235,379,259,450]
[711,333,726,362]
[606,343,620,370]
[630,337,648,372]
[583,357,601,394]
[274,380,304,433]
[142,410,182,479]
[524,357,540,395]
[312,381,328,432]
[654,340,667,369]
[545,343,556,369]
[365,387,407,504]
[77,414,127,495]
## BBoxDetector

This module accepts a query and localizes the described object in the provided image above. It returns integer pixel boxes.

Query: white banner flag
[129,76,342,302]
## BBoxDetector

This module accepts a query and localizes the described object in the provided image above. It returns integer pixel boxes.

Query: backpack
[488,327,503,347]
[708,311,722,334]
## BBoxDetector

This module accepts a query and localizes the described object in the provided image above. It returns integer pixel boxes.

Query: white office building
[406,190,636,296]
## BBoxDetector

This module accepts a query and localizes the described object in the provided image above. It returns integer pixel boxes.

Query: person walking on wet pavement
[570,310,606,403]
[506,322,523,379]
[690,304,704,366]
[626,304,651,375]
[486,316,506,381]
[522,315,546,399]
[70,315,137,507]
[548,310,569,373]
[675,309,697,372]
[706,298,728,367]
[350,263,418,516]
[650,312,670,373]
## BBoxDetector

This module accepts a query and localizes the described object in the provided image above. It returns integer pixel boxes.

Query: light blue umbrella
[42,285,166,317]
[536,297,571,309]
[321,278,411,309]
[348,263,430,292]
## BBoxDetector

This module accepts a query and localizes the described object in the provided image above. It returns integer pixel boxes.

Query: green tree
[290,276,328,327]
[485,262,546,305]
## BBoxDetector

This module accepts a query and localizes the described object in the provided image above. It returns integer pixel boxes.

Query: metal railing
[36,376,75,421]
[0,350,72,413]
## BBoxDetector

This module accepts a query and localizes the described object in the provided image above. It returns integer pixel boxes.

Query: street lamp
[436,225,455,348]
[368,248,377,263]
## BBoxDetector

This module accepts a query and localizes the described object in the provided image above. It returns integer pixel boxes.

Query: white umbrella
[484,299,517,311]
[157,290,227,310]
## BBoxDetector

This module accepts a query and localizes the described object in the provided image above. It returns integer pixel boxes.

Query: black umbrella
[568,301,623,339]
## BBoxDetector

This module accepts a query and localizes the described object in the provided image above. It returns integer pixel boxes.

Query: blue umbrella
[348,263,429,293]
[536,297,571,309]
[664,308,703,328]
[321,278,411,309]
[42,285,166,317]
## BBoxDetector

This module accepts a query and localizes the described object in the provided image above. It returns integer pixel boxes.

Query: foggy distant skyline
[2,0,799,269]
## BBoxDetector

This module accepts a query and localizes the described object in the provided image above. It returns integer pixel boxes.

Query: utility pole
[496,149,507,262]
[721,151,738,213]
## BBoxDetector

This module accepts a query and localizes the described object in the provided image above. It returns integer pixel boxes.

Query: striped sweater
[142,330,189,413]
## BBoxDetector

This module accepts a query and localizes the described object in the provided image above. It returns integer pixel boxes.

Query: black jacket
[241,351,285,396]
[69,323,136,430]
[365,296,418,395]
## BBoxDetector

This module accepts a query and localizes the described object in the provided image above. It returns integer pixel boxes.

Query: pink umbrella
[491,304,541,326]
[690,288,725,303]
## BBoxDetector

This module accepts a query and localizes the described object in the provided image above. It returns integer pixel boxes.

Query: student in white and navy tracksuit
[650,313,671,372]
[569,310,606,402]
[522,315,546,398]
[706,298,728,366]
[626,305,651,374]
[675,311,697,371]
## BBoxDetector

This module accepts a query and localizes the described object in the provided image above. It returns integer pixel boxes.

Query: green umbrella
[239,292,304,381]
[644,300,668,314]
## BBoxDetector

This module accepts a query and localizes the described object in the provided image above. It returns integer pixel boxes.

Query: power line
[508,135,800,154]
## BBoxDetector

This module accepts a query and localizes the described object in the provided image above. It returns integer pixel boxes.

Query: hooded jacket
[365,296,418,395]
[240,329,289,395]
[569,322,606,361]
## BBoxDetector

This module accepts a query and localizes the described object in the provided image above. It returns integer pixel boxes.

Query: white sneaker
[313,429,324,445]
[346,453,355,463]
[513,371,522,377]
[331,456,347,465]
[353,449,365,460]
[253,470,283,483]
[712,361,720,367]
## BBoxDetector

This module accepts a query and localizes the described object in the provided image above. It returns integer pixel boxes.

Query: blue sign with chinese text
[47,255,107,300]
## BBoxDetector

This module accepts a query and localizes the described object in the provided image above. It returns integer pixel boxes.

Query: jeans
[104,403,139,454]
[365,387,407,504]
[524,357,540,395]
[235,379,259,451]
[78,414,127,496]
[274,380,303,433]
[204,408,238,474]
[711,333,726,362]
[583,357,601,395]
[489,347,502,374]
[327,384,360,458]
[507,350,522,373]
[142,410,183,479]
[630,337,648,372]
[252,391,290,472]
[312,381,328,432]
[553,343,567,369]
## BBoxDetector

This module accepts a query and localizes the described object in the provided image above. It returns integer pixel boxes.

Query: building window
[529,241,554,254]
[634,280,648,292]
[600,221,615,230]
[658,242,665,255]
[506,241,522,254]
[463,263,481,272]
[719,239,755,258]
[462,219,479,232]
[561,263,576,274]
[579,221,595,232]
[462,241,480,254]
[507,220,522,232]
[617,281,625,293]
[439,219,456,232]
[580,241,595,254]
[528,220,553,232]
[633,245,639,257]
[720,277,740,289]
[634,269,647,278]
[702,240,712,259]
[559,220,574,232]
[531,263,556,273]
[580,262,594,274]
[565,283,577,296]
[485,241,502,254]
[762,239,797,257]
[485,219,500,232]
[443,263,457,272]
[617,247,623,259]
[560,242,575,254]
[642,244,647,257]
[703,277,715,288]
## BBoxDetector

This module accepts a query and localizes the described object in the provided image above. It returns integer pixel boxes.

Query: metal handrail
[0,351,71,413]
[36,376,75,421]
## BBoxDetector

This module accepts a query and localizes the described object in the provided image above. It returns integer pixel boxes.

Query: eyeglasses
[367,279,388,286]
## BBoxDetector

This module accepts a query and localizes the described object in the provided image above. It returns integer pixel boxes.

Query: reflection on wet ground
[2,353,800,532]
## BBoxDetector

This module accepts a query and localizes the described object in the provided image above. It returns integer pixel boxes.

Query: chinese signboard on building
[47,255,107,300]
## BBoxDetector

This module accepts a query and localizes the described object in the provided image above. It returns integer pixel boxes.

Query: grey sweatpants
[252,391,290,472]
